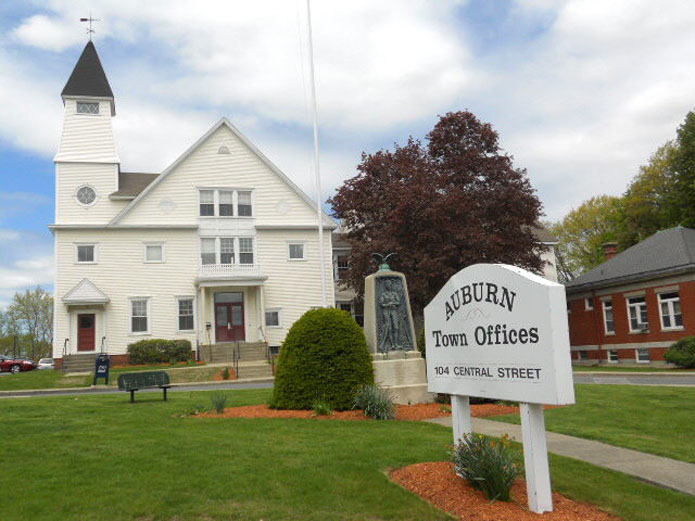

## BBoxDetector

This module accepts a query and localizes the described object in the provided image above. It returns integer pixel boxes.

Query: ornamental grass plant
[353,384,396,420]
[210,393,227,414]
[451,434,522,501]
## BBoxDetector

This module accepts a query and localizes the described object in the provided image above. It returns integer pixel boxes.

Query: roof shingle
[61,41,114,99]
[565,227,695,292]
[110,172,159,199]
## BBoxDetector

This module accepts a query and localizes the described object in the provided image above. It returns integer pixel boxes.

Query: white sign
[424,264,575,514]
[425,263,574,405]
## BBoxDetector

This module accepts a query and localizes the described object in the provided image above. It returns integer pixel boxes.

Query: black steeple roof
[61,41,114,99]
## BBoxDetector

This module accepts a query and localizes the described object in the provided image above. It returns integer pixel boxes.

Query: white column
[520,402,553,514]
[451,394,472,444]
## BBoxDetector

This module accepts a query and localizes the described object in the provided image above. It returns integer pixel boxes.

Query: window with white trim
[636,348,650,363]
[220,238,235,264]
[602,300,615,334]
[239,238,254,264]
[219,190,234,216]
[130,298,149,334]
[627,296,648,332]
[335,255,349,281]
[144,243,164,263]
[265,309,281,328]
[76,185,97,206]
[198,189,253,217]
[201,238,216,265]
[658,292,683,330]
[76,244,97,263]
[76,101,99,114]
[199,190,215,216]
[178,298,194,331]
[238,191,253,216]
[288,243,305,260]
[608,350,619,363]
[585,298,594,311]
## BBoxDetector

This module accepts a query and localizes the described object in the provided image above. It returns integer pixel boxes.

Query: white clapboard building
[51,42,335,370]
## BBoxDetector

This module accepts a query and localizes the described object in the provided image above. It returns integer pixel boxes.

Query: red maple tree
[329,111,544,315]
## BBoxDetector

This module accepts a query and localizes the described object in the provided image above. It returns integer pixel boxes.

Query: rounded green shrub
[270,308,374,410]
[665,337,695,368]
[127,339,192,364]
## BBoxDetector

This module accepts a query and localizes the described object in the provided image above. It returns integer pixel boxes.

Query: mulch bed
[212,368,238,381]
[390,462,621,521]
[197,402,518,420]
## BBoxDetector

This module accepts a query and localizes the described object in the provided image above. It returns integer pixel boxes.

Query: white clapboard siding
[258,229,334,345]
[119,125,319,226]
[54,100,119,163]
[55,162,126,224]
[53,228,199,357]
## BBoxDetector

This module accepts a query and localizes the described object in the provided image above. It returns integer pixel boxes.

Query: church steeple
[61,41,115,114]
[54,40,119,164]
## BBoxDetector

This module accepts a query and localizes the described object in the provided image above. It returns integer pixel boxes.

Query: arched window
[218,145,230,155]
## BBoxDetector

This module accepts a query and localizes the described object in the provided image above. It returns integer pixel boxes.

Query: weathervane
[80,13,100,40]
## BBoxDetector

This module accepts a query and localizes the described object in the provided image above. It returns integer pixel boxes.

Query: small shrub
[353,384,396,420]
[665,337,695,368]
[127,339,192,364]
[271,308,374,410]
[439,404,452,414]
[435,393,451,404]
[312,399,333,416]
[210,393,227,414]
[451,434,522,501]
[222,367,231,380]
[180,403,208,417]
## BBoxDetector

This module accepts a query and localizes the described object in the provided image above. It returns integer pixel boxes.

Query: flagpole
[306,0,327,307]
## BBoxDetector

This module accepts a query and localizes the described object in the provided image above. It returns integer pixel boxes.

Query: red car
[0,356,37,374]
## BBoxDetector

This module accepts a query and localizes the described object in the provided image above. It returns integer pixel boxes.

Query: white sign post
[424,264,575,514]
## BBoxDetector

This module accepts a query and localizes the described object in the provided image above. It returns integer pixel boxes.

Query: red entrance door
[77,314,96,352]
[215,302,245,342]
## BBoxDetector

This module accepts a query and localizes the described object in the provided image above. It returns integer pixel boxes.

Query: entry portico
[196,264,268,345]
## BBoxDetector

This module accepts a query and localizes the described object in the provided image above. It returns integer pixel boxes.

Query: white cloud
[3,0,695,225]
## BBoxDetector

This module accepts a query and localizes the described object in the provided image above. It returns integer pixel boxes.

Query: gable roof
[62,41,114,100]
[62,278,110,304]
[110,172,159,199]
[565,227,695,293]
[109,118,336,228]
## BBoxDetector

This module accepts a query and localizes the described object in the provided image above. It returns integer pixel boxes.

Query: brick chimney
[603,242,618,261]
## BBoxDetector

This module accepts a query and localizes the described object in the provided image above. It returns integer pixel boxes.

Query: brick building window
[602,300,615,334]
[608,350,619,363]
[636,348,650,363]
[627,296,648,332]
[658,292,683,330]
[585,298,594,310]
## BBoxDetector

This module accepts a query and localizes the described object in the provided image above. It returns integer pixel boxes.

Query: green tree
[552,195,621,281]
[6,287,53,360]
[670,110,695,228]
[617,142,677,249]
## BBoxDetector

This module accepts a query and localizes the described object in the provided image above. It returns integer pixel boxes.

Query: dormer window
[76,101,99,114]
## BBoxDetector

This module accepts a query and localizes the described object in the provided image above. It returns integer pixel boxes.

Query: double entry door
[215,292,245,342]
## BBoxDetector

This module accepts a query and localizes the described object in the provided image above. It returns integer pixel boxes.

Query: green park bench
[117,371,172,403]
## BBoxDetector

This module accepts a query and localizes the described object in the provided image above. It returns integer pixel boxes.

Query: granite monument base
[372,350,433,404]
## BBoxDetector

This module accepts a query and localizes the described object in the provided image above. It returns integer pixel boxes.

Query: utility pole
[305,0,328,307]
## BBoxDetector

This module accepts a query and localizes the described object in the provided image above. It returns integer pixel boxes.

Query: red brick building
[565,227,695,366]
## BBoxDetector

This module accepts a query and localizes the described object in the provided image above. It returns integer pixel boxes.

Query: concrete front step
[62,354,98,373]
[201,342,269,363]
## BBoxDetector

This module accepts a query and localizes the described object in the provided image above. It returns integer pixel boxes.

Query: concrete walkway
[426,416,695,496]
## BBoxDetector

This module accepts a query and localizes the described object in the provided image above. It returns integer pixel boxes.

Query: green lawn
[0,363,222,391]
[572,365,691,372]
[1,389,693,521]
[494,384,695,463]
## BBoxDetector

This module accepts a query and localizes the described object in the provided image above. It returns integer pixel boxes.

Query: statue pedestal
[372,351,433,404]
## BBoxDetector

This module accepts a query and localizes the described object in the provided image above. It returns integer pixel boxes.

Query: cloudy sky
[0,0,694,306]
